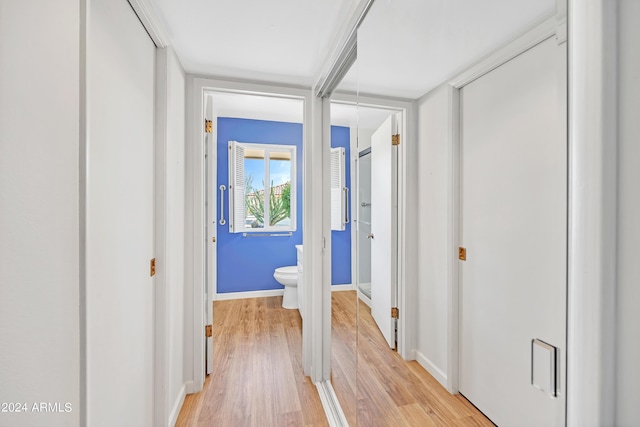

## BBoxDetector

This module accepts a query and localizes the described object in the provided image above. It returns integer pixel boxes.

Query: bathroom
[206,91,354,322]
[202,90,402,420]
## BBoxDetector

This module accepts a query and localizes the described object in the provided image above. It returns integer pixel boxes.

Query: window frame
[228,140,297,233]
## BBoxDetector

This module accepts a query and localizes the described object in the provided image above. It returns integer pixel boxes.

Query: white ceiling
[151,0,359,87]
[330,102,395,130]
[347,0,556,99]
[154,0,556,123]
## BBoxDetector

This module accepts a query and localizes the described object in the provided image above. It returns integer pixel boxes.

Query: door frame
[185,77,313,392]
[327,93,416,361]
[446,14,566,396]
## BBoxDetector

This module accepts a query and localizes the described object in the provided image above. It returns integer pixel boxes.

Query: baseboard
[315,380,349,427]
[357,290,371,308]
[331,283,355,292]
[184,380,195,394]
[168,384,186,427]
[215,289,284,300]
[415,350,448,389]
[216,284,353,300]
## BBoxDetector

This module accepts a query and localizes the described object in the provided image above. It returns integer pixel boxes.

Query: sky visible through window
[245,158,290,190]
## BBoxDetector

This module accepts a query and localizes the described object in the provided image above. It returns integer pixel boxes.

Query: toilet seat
[275,266,297,275]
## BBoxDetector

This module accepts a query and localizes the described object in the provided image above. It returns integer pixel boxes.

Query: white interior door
[459,37,567,426]
[87,0,155,425]
[205,115,217,376]
[370,114,397,348]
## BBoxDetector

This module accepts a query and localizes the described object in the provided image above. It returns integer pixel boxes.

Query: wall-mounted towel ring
[219,185,226,225]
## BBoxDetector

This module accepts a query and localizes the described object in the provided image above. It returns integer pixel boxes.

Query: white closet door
[87,1,155,425]
[459,37,567,426]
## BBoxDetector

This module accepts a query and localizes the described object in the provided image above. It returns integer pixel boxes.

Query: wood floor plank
[284,326,329,426]
[268,318,302,415]
[277,410,305,426]
[175,297,328,427]
[176,292,492,426]
[331,291,494,426]
[396,403,439,427]
[330,291,358,426]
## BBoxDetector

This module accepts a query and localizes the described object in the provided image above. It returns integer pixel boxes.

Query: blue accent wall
[216,118,352,293]
[217,118,303,293]
[331,126,352,285]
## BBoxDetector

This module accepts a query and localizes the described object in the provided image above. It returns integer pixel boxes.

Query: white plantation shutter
[228,141,245,232]
[330,147,346,231]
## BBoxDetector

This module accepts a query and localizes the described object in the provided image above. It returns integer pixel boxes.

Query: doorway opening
[204,90,304,373]
[186,78,313,396]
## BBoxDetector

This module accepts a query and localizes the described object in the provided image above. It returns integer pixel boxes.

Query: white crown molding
[449,14,558,89]
[128,0,170,48]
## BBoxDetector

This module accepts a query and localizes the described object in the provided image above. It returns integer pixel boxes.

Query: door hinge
[459,247,467,261]
[150,258,156,276]
[391,307,399,319]
[392,134,400,146]
[205,119,212,133]
[205,324,212,338]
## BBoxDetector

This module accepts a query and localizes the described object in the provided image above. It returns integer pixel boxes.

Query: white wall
[0,1,80,426]
[616,0,640,424]
[415,84,451,385]
[155,46,187,426]
[166,48,187,425]
[357,128,374,151]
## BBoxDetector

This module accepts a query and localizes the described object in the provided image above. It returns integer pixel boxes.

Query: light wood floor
[331,291,494,426]
[176,293,493,426]
[175,296,328,427]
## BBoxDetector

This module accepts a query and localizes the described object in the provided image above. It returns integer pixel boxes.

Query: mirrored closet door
[325,0,568,425]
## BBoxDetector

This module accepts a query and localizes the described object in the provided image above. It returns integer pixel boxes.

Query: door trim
[448,14,561,88]
[127,0,169,47]
[185,77,312,392]
[566,1,618,425]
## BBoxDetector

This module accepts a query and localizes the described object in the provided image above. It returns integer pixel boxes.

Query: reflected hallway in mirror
[323,0,567,425]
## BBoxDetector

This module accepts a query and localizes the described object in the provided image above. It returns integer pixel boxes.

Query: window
[228,141,296,232]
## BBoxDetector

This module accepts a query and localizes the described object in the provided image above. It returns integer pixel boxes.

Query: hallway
[178,294,493,426]
[176,297,327,426]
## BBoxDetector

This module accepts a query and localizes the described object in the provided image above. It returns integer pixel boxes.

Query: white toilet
[273,266,298,309]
